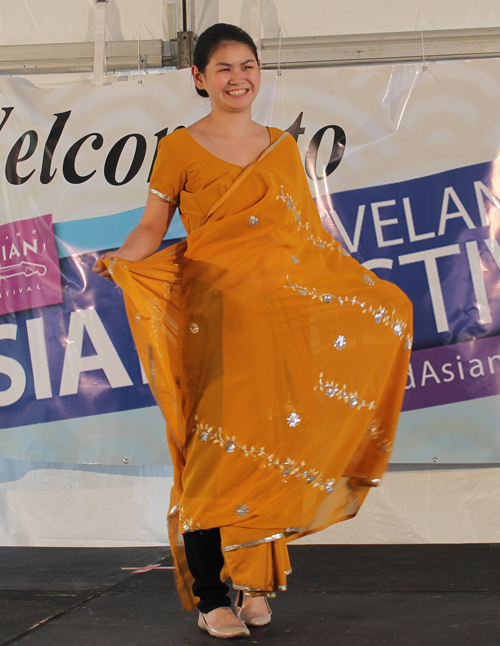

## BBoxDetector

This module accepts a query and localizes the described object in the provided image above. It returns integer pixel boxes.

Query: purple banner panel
[403,335,500,411]
[0,214,62,315]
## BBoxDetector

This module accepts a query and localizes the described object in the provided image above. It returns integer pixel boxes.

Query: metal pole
[94,0,108,85]
[177,0,196,69]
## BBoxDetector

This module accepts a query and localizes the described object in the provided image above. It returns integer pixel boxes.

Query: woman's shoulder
[267,127,301,158]
[268,126,286,141]
[159,127,190,150]
[156,127,203,170]
[268,127,299,148]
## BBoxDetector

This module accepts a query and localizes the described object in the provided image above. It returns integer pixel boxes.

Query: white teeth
[227,89,247,95]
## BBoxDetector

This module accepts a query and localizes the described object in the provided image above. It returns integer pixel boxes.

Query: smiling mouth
[226,89,249,96]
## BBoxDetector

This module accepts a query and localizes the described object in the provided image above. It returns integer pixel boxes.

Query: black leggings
[183,528,232,613]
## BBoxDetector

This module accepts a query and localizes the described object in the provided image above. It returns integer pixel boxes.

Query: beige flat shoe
[235,591,272,627]
[198,607,250,639]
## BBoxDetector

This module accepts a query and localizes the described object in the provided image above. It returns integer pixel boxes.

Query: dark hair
[193,23,259,98]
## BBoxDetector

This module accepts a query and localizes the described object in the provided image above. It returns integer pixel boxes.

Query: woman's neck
[203,107,257,139]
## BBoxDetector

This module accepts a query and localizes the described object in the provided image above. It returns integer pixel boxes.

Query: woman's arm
[92,193,177,280]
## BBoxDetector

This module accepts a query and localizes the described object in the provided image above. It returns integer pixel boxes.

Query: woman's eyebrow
[215,59,255,66]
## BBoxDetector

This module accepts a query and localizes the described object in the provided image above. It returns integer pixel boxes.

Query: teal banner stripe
[54,208,186,258]
[0,405,172,467]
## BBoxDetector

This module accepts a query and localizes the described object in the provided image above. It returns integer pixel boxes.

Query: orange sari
[108,127,412,609]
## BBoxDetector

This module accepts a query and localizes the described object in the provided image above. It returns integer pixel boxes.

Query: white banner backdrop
[2,59,500,547]
[1,59,500,469]
[2,460,500,547]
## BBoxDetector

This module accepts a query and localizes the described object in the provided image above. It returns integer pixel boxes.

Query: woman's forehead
[209,42,257,65]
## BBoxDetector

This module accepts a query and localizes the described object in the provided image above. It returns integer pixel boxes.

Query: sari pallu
[107,128,412,609]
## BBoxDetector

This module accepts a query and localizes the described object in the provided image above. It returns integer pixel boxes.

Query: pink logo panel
[0,214,62,315]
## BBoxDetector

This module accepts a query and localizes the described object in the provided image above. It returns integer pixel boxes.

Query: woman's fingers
[92,253,115,281]
[99,267,113,281]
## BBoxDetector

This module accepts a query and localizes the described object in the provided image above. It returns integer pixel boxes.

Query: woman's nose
[229,68,244,83]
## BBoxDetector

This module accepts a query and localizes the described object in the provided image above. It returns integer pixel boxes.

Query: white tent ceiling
[1,0,499,47]
[220,0,500,38]
[0,0,498,76]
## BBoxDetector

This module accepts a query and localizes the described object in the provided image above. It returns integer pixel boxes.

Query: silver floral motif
[366,421,383,438]
[364,273,376,286]
[199,431,209,442]
[284,277,411,347]
[287,412,301,427]
[341,249,351,257]
[306,475,314,484]
[285,278,341,305]
[334,334,347,350]
[277,186,350,256]
[404,337,413,350]
[315,373,376,411]
[249,216,259,225]
[225,442,236,453]
[393,322,403,336]
[192,417,335,493]
[235,504,250,517]
[179,506,201,533]
[325,481,335,494]
[377,439,393,454]
[291,254,300,264]
[189,323,199,334]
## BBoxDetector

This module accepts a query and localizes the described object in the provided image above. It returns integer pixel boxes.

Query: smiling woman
[92,22,412,640]
[188,25,269,169]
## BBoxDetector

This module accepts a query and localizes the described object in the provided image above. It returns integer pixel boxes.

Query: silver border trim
[149,188,176,203]
[233,584,277,598]
[222,532,284,553]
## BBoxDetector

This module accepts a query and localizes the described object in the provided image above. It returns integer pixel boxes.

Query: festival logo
[0,213,62,315]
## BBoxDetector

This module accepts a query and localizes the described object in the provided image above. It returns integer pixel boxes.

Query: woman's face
[192,42,261,113]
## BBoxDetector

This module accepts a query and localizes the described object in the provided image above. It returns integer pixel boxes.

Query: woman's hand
[91,194,176,282]
[92,251,118,282]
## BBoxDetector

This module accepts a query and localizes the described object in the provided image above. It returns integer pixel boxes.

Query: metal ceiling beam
[0,40,169,74]
[260,27,500,69]
[0,27,499,75]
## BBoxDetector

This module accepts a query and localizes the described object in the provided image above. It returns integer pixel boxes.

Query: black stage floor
[1,544,499,645]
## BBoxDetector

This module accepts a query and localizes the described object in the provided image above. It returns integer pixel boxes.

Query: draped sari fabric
[107,127,412,609]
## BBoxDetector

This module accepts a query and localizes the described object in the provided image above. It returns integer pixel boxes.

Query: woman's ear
[191,65,205,91]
